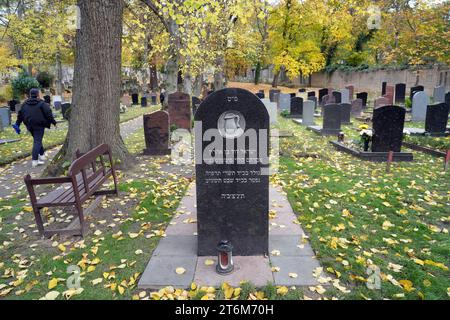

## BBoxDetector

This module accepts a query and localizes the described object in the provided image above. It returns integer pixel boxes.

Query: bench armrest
[25,176,72,186]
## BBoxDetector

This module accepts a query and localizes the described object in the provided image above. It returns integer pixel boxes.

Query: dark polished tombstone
[356,92,368,108]
[307,91,316,97]
[168,92,191,130]
[410,85,424,101]
[143,111,171,155]
[151,94,158,105]
[131,93,139,105]
[61,103,71,120]
[256,92,264,99]
[290,97,303,118]
[372,106,406,152]
[339,103,352,125]
[43,95,51,104]
[289,93,296,98]
[332,91,342,104]
[446,92,450,106]
[395,83,406,104]
[269,89,281,102]
[192,96,202,115]
[382,82,387,96]
[141,96,148,107]
[298,88,306,93]
[195,88,269,256]
[322,104,342,135]
[318,88,328,103]
[425,103,449,135]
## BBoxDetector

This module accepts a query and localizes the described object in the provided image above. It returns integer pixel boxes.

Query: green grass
[404,135,450,152]
[0,106,156,166]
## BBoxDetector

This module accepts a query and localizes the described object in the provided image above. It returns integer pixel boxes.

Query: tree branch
[140,0,170,33]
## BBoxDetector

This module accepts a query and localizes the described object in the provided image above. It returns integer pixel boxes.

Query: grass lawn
[0,106,156,166]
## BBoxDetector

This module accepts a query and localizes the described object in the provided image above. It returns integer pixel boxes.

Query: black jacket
[16,98,56,131]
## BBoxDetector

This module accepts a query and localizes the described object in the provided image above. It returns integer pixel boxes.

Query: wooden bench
[24,144,119,238]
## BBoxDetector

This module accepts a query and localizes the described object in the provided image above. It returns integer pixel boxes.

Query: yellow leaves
[118,286,125,295]
[135,249,143,255]
[204,259,215,266]
[40,291,60,300]
[382,202,391,207]
[175,267,186,275]
[62,288,84,300]
[270,250,281,256]
[288,273,298,278]
[398,209,408,215]
[87,266,96,273]
[399,280,415,292]
[91,278,103,285]
[413,258,425,266]
[342,209,353,218]
[23,206,33,212]
[271,266,280,272]
[423,260,448,271]
[382,220,395,230]
[48,278,58,290]
[58,244,66,252]
[309,285,326,294]
[276,286,289,295]
[388,263,403,273]
[332,223,345,232]
[128,232,140,239]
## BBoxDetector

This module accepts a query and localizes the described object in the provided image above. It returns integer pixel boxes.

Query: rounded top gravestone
[412,91,429,122]
[372,105,406,152]
[194,88,269,256]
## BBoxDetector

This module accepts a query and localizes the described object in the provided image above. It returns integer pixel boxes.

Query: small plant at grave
[359,129,373,151]
[281,110,290,117]
[405,96,412,108]
[170,124,178,132]
[11,72,40,99]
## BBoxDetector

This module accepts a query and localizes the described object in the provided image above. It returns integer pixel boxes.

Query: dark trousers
[30,127,45,161]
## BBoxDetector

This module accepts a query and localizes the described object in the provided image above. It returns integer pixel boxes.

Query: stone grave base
[143,148,171,156]
[403,142,447,157]
[0,138,21,145]
[307,125,340,136]
[404,128,449,137]
[283,115,302,119]
[292,119,315,127]
[330,141,413,162]
[341,121,353,126]
[138,184,321,290]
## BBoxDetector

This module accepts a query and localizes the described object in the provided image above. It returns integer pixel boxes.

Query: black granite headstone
[131,93,139,105]
[269,89,281,102]
[356,92,368,107]
[425,103,449,135]
[44,95,51,104]
[255,92,264,99]
[151,94,157,105]
[192,96,202,115]
[307,91,316,97]
[318,88,328,103]
[332,91,342,104]
[8,100,19,112]
[445,92,450,107]
[298,88,306,93]
[395,83,406,104]
[339,103,352,125]
[289,93,296,98]
[410,85,424,101]
[372,105,406,152]
[322,104,342,135]
[195,88,269,256]
[141,96,148,107]
[61,103,71,120]
[290,97,303,118]
[382,82,387,96]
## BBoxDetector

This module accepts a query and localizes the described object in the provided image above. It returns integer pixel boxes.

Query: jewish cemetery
[0,0,448,309]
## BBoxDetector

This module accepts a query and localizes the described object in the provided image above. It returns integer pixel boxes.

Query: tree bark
[55,50,63,95]
[272,70,280,88]
[47,0,131,176]
[254,62,261,85]
[213,56,225,91]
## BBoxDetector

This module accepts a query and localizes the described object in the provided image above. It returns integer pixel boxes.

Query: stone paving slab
[138,183,321,289]
[194,256,273,288]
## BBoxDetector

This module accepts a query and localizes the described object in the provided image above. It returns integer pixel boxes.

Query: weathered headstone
[0,107,11,128]
[340,103,352,125]
[195,88,269,256]
[290,97,303,118]
[143,111,171,155]
[121,94,132,107]
[412,91,429,122]
[321,104,342,135]
[382,82,387,96]
[384,85,394,104]
[302,100,315,126]
[151,94,158,105]
[269,89,281,102]
[332,91,342,104]
[141,96,148,107]
[277,93,291,111]
[131,93,139,105]
[192,96,202,115]
[351,99,363,117]
[321,94,336,106]
[395,83,406,104]
[61,103,71,120]
[318,88,328,104]
[168,92,191,130]
[372,106,406,152]
[345,85,354,100]
[308,96,318,109]
[375,96,390,108]
[433,86,445,103]
[425,103,449,135]
[261,98,277,124]
[356,92,368,108]
[410,85,424,101]
[340,89,350,104]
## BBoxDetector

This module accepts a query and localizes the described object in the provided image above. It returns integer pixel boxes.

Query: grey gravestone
[151,94,158,105]
[277,93,291,111]
[269,89,281,102]
[339,103,352,125]
[302,101,315,126]
[195,88,269,256]
[318,88,328,104]
[192,96,202,115]
[308,96,318,109]
[425,103,449,135]
[332,91,342,104]
[410,85,424,101]
[143,110,171,155]
[345,85,354,100]
[290,97,303,118]
[340,89,350,104]
[261,99,277,124]
[372,106,406,152]
[321,94,335,106]
[375,97,389,108]
[0,107,11,128]
[356,92,368,108]
[141,96,148,107]
[53,96,62,110]
[61,103,71,120]
[382,82,387,96]
[412,91,429,121]
[395,83,406,104]
[132,93,139,105]
[433,86,445,103]
[322,104,342,135]
[351,99,363,117]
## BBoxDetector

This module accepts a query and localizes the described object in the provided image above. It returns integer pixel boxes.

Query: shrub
[405,96,412,108]
[0,84,13,103]
[36,71,54,88]
[11,72,40,99]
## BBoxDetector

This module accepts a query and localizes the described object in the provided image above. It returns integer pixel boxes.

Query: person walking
[12,88,57,167]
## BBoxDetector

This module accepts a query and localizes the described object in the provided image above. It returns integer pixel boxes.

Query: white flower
[360,129,373,137]
[403,130,410,135]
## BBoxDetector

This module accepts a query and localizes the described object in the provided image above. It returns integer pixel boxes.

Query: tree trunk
[149,62,158,91]
[192,74,202,97]
[164,19,180,99]
[214,56,225,91]
[47,0,131,176]
[183,72,193,96]
[55,50,64,95]
[254,62,261,85]
[272,70,280,88]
